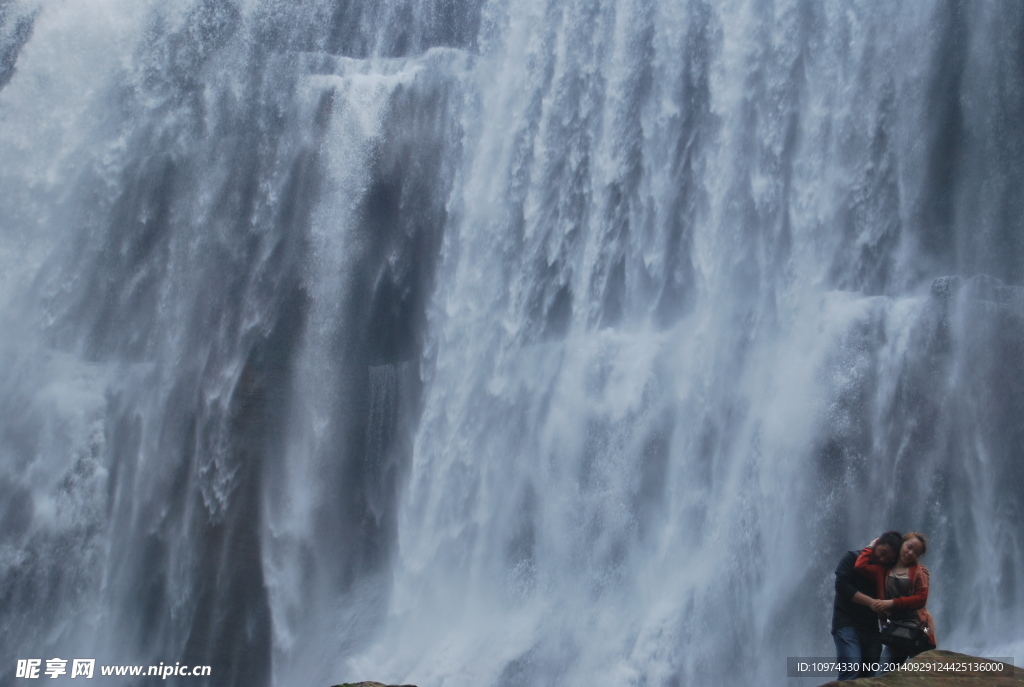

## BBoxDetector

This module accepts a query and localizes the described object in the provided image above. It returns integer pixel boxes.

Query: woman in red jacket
[855,532,936,665]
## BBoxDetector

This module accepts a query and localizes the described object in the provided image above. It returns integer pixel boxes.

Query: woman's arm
[891,566,929,611]
[854,547,886,576]
[854,546,887,600]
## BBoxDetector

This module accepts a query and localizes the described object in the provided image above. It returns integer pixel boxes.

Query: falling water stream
[1,1,1022,685]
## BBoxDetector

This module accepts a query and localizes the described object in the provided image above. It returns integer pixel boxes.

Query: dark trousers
[833,626,883,680]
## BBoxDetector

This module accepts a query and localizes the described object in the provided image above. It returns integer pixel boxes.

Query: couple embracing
[830,531,936,681]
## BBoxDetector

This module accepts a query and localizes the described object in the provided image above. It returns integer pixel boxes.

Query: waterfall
[1,1,1022,685]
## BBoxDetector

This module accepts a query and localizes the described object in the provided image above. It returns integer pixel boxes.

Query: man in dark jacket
[832,531,903,680]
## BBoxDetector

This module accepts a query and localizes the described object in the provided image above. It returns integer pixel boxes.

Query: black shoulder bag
[880,619,935,652]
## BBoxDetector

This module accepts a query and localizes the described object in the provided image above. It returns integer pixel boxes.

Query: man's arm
[835,554,874,604]
[850,591,876,607]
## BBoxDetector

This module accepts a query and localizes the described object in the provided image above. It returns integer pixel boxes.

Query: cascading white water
[1,0,1022,685]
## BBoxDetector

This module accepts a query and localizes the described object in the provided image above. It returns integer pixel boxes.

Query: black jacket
[832,550,881,633]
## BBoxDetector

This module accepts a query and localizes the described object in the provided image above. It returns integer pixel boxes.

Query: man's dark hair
[877,531,903,553]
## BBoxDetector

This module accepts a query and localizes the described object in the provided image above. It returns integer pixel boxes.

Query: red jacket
[854,546,937,646]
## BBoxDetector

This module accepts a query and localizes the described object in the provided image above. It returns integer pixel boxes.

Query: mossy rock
[818,650,1022,687]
